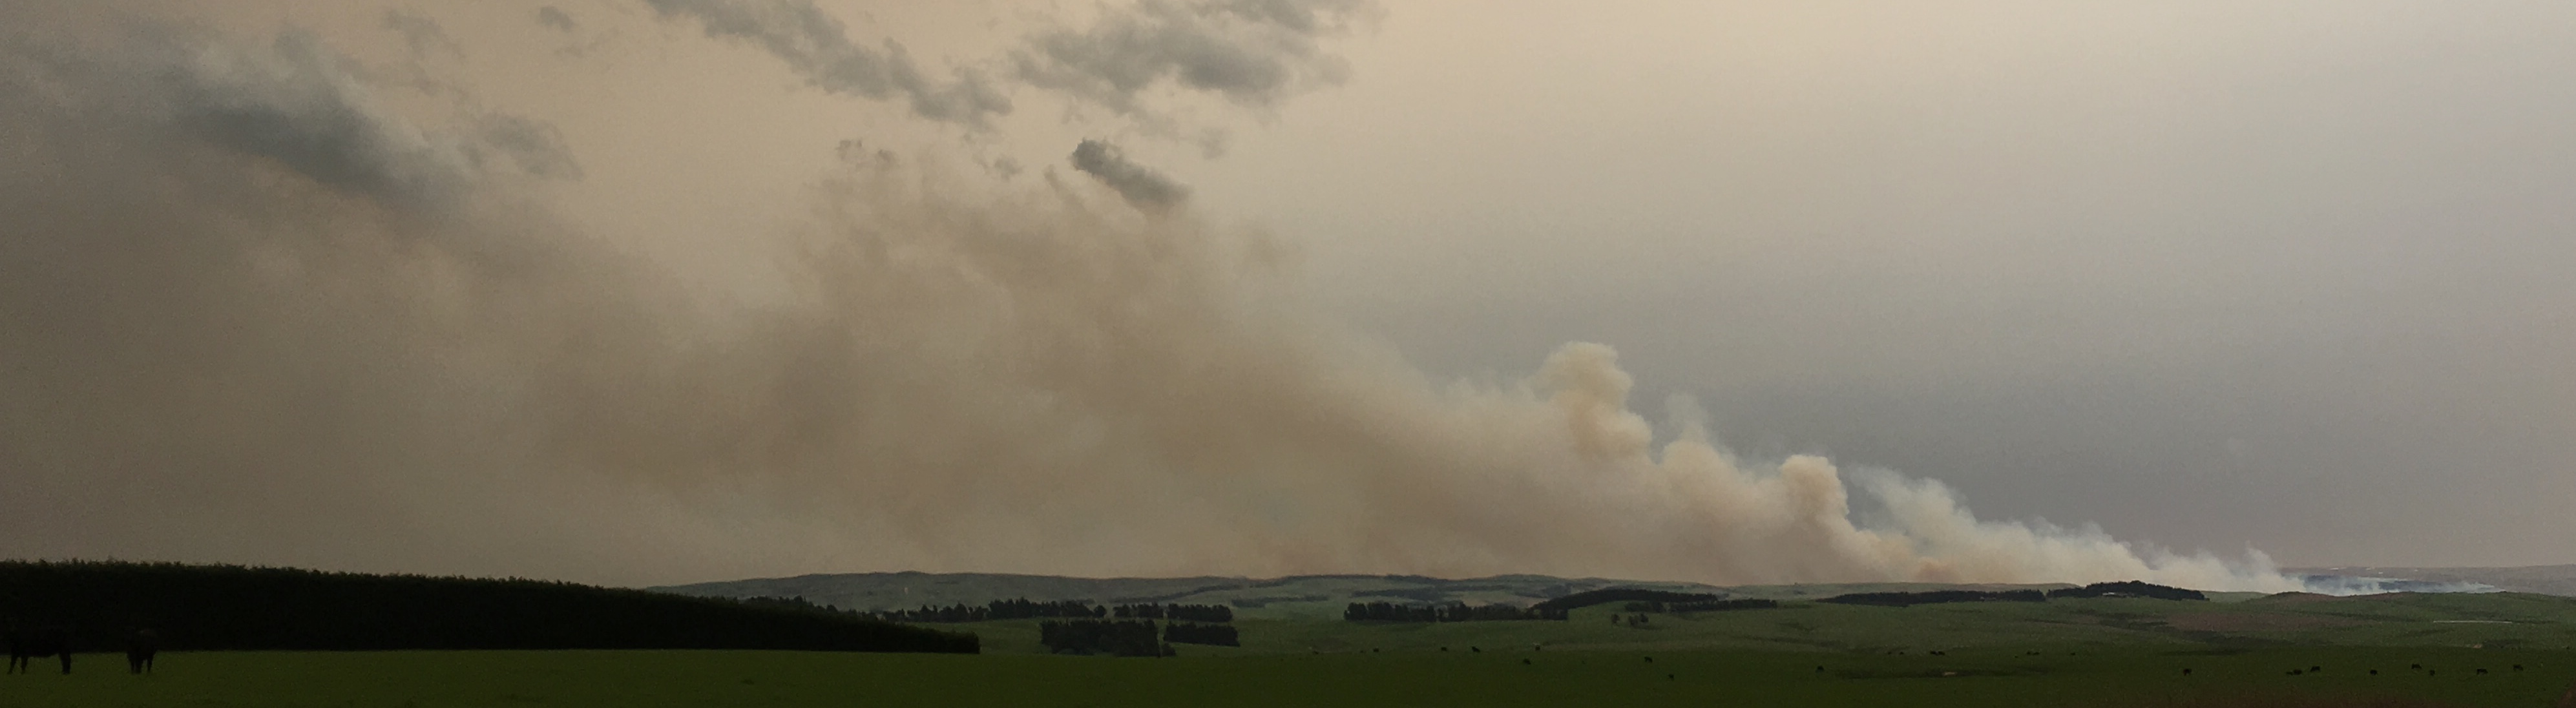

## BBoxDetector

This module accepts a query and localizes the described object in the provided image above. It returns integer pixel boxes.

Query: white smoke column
[0,8,2306,592]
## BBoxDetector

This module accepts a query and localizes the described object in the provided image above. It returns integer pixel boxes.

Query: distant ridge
[2288,565,2576,597]
[647,572,2095,620]
[649,572,1740,619]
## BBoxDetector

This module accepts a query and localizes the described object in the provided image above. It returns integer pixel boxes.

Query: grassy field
[7,590,2571,706]
[937,592,2576,656]
[0,647,2569,707]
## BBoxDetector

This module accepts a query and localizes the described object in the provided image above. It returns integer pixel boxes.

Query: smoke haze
[8,1,2520,592]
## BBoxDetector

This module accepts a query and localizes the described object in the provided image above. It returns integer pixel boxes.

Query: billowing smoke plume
[0,6,2304,592]
[1070,139,1190,211]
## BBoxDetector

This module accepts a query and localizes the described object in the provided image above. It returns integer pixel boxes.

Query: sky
[0,1,2568,588]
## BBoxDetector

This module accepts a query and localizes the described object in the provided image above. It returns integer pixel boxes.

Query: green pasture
[5,592,2572,707]
[0,646,2570,707]
[950,592,2576,656]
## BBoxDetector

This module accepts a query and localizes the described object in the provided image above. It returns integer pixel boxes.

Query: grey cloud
[382,9,460,59]
[476,112,584,180]
[1070,138,1189,210]
[642,0,1011,127]
[536,6,578,32]
[162,30,475,209]
[1014,0,1374,116]
[3,19,580,214]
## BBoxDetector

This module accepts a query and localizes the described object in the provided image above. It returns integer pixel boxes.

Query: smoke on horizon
[0,5,2310,593]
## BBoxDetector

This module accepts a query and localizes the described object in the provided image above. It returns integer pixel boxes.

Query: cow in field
[127,629,158,674]
[6,625,70,675]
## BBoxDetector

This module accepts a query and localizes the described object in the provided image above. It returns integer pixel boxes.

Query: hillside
[2291,565,2576,597]
[648,571,2121,621]
[649,572,1750,620]
[0,561,976,653]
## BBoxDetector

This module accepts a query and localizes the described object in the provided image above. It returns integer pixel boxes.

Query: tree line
[2045,581,2207,601]
[1110,603,1234,623]
[1342,601,1568,622]
[1620,598,1779,612]
[1817,589,2047,607]
[1528,588,1723,613]
[1819,580,2210,607]
[869,598,1106,623]
[0,560,976,653]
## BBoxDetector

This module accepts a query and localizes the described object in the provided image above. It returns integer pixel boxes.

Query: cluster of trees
[1109,603,1234,622]
[739,596,850,614]
[1342,601,1567,622]
[1819,589,2047,607]
[1161,621,1239,647]
[2046,581,2208,601]
[1038,619,1171,656]
[870,599,1105,623]
[0,561,976,653]
[870,598,1248,652]
[1529,588,1722,613]
[1818,581,2209,608]
[1620,598,1779,613]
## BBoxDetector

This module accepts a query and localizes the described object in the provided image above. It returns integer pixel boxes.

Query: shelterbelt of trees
[1528,588,1728,613]
[1619,599,1779,613]
[1343,601,1569,622]
[1819,581,2207,607]
[871,600,1236,624]
[0,561,976,653]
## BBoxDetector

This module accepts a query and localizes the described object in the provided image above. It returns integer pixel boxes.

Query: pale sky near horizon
[2,1,2569,585]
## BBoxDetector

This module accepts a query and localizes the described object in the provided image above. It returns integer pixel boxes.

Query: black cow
[127,629,158,674]
[7,625,70,675]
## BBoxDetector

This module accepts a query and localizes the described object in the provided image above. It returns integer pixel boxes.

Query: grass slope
[0,648,2566,707]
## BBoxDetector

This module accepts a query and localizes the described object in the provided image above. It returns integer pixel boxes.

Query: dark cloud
[536,6,578,32]
[1014,0,1374,116]
[381,9,460,59]
[642,0,1011,127]
[163,30,475,209]
[476,113,584,180]
[1070,138,1189,210]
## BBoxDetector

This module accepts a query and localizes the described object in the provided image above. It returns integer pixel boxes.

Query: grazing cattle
[8,626,71,675]
[2182,669,2192,675]
[2557,682,2575,708]
[127,629,158,674]
[2475,668,2488,675]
